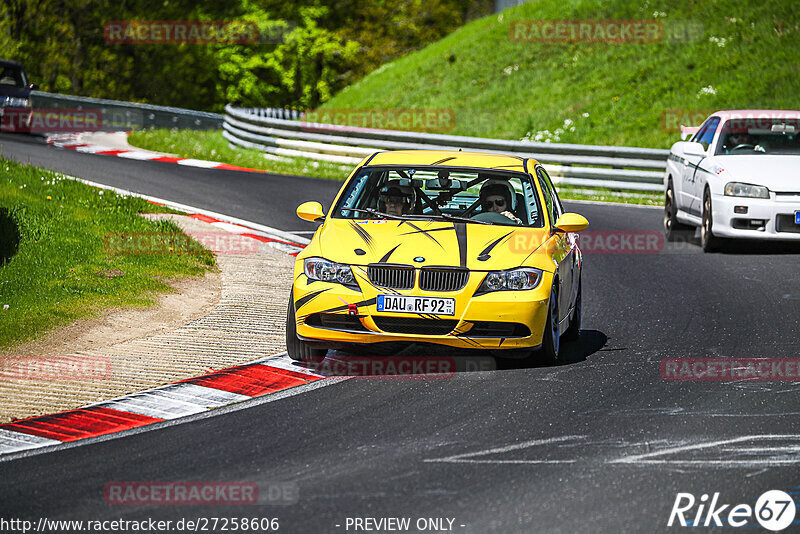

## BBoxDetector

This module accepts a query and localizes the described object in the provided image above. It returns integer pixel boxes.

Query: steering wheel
[731,144,756,152]
[470,211,522,225]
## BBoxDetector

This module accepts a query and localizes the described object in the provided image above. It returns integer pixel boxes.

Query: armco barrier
[31,91,223,131]
[223,105,668,192]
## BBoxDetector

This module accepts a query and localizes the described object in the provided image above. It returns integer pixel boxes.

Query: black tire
[539,283,560,363]
[664,180,694,242]
[701,190,724,253]
[563,278,581,342]
[286,291,327,363]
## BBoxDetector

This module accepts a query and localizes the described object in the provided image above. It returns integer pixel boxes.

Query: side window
[696,117,720,150]
[536,168,561,227]
[541,169,563,218]
[691,118,711,143]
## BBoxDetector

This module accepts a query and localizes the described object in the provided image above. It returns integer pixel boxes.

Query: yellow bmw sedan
[287,150,588,363]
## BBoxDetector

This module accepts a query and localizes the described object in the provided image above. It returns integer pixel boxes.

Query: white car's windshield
[332,166,544,227]
[0,66,26,88]
[716,118,800,155]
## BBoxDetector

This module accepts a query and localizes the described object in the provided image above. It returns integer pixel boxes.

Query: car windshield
[332,166,544,227]
[715,117,800,155]
[0,66,26,88]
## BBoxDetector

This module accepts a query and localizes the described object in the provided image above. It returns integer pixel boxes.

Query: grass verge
[0,157,215,350]
[318,0,799,147]
[128,128,351,181]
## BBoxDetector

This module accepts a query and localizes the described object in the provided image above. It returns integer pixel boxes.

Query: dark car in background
[0,59,38,133]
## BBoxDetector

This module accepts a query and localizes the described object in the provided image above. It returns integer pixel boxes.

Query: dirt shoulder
[0,214,294,423]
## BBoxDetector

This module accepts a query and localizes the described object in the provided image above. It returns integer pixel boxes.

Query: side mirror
[683,141,707,157]
[296,201,325,222]
[554,213,589,233]
[29,83,39,91]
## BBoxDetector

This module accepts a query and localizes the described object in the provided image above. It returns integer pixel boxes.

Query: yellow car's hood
[316,218,552,271]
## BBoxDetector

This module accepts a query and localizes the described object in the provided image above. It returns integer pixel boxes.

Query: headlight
[477,268,543,294]
[303,257,357,288]
[2,97,31,108]
[724,182,769,199]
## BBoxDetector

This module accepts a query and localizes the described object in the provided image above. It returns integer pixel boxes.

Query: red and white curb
[0,354,325,455]
[185,213,305,256]
[46,132,268,174]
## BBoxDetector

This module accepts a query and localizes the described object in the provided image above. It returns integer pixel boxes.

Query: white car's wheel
[664,180,694,242]
[701,190,724,253]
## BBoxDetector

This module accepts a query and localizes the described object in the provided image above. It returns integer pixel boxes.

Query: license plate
[376,295,455,316]
[795,211,800,225]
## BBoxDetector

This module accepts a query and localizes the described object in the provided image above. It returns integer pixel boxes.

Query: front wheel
[286,291,327,363]
[701,191,724,253]
[539,283,560,363]
[664,181,694,242]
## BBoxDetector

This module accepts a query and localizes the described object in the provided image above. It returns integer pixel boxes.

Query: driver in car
[723,131,765,153]
[479,179,522,224]
[378,180,415,217]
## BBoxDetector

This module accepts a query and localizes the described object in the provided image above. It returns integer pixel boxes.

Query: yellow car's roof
[365,150,537,172]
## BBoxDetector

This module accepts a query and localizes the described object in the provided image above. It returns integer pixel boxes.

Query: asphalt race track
[2,133,800,532]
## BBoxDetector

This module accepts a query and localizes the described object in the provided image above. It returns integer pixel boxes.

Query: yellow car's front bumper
[292,268,553,351]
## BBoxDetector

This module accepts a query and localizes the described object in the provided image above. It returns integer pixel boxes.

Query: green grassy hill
[318,0,799,148]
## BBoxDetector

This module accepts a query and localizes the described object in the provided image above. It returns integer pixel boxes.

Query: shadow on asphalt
[299,329,608,377]
[670,233,800,255]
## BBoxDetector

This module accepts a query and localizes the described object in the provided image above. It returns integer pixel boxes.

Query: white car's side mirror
[683,142,707,157]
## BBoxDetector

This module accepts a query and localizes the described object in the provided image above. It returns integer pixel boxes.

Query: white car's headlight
[304,257,357,288]
[724,182,769,199]
[2,97,31,108]
[477,267,543,294]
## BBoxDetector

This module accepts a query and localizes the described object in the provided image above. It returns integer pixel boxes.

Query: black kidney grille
[368,265,414,289]
[419,268,469,291]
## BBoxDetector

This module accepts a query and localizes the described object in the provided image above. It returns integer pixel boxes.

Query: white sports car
[663,110,800,251]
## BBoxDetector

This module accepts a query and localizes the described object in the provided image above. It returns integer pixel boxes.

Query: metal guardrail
[31,91,223,130]
[223,105,668,192]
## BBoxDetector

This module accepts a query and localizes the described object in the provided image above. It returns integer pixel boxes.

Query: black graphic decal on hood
[477,231,514,262]
[397,221,448,249]
[349,221,375,251]
[454,223,468,267]
[379,244,402,264]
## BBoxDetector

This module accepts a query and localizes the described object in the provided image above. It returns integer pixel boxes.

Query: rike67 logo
[668,490,796,531]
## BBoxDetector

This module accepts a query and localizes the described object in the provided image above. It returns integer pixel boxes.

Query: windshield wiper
[434,213,490,225]
[343,208,406,220]
[342,208,491,224]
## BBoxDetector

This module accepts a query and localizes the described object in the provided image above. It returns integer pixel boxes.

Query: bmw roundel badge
[413,256,425,263]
